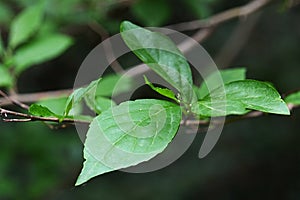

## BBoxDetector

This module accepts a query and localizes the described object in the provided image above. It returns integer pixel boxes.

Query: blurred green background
[0,0,300,199]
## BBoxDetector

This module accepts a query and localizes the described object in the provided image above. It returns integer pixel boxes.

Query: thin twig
[0,90,29,110]
[215,12,261,68]
[167,0,271,31]
[0,89,73,107]
[88,20,125,74]
[0,107,91,124]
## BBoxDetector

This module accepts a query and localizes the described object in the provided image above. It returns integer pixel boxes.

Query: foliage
[0,2,300,198]
[0,4,73,88]
[35,21,293,185]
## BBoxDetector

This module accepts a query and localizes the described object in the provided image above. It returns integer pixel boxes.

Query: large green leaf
[131,0,171,27]
[285,91,300,105]
[9,4,44,48]
[14,34,73,74]
[198,68,246,99]
[76,99,182,185]
[192,80,290,117]
[0,66,13,88]
[120,21,194,105]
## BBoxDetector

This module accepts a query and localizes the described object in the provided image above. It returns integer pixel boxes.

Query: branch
[167,0,271,31]
[0,107,91,124]
[0,89,73,106]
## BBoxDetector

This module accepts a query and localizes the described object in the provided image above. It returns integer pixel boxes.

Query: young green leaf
[198,68,246,99]
[35,96,82,116]
[285,91,300,105]
[9,4,44,48]
[0,66,13,88]
[84,96,116,114]
[64,79,100,116]
[120,21,194,104]
[95,74,134,97]
[14,34,73,74]
[29,104,60,118]
[144,76,179,102]
[192,80,290,117]
[76,99,182,185]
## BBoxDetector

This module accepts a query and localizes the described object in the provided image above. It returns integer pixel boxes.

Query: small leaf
[64,79,100,116]
[144,76,178,102]
[0,66,13,88]
[35,96,82,116]
[192,80,290,117]
[120,21,195,105]
[29,104,60,118]
[198,68,246,99]
[285,91,300,105]
[131,0,171,27]
[9,4,44,48]
[76,99,182,185]
[95,74,134,97]
[84,96,116,114]
[14,34,73,74]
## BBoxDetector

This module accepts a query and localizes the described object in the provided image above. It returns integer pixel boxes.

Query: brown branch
[0,90,29,110]
[0,107,91,124]
[0,89,73,107]
[88,20,125,74]
[167,0,271,31]
[215,12,261,68]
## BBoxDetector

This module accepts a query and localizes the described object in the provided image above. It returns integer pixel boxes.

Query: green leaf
[0,66,13,88]
[75,150,113,186]
[76,99,182,185]
[120,21,194,105]
[131,0,171,27]
[285,91,300,105]
[35,96,82,116]
[85,96,116,114]
[198,68,246,99]
[0,2,13,25]
[9,4,44,48]
[29,104,60,118]
[192,80,290,117]
[144,76,178,102]
[64,79,100,116]
[95,74,134,97]
[14,34,73,74]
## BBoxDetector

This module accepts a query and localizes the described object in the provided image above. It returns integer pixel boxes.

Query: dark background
[0,0,300,199]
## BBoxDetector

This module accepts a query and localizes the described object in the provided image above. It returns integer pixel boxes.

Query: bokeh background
[0,0,300,199]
